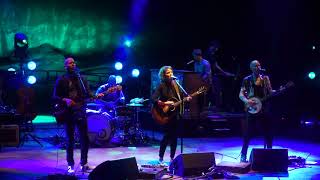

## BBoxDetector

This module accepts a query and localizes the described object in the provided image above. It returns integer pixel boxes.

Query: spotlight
[308,72,316,80]
[115,75,123,84]
[27,75,37,84]
[27,61,37,70]
[131,69,140,77]
[114,62,123,70]
[124,40,132,47]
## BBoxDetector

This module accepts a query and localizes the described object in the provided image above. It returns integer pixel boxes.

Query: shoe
[158,158,167,167]
[81,163,95,172]
[67,166,75,174]
[240,154,247,163]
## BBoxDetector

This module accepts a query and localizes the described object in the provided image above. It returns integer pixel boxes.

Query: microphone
[186,60,194,65]
[74,67,81,76]
[259,67,266,72]
[171,75,178,80]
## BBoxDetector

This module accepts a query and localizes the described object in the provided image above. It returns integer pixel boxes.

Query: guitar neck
[173,91,199,107]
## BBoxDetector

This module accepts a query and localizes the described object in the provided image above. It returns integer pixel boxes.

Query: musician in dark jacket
[151,66,191,164]
[53,57,103,173]
[239,60,273,162]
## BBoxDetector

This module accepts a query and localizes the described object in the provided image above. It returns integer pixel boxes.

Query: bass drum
[87,112,115,146]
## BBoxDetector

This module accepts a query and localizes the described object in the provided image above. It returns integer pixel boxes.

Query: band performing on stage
[47,47,283,176]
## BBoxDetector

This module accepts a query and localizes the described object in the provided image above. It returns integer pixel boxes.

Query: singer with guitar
[151,66,192,164]
[239,60,274,162]
[52,57,104,174]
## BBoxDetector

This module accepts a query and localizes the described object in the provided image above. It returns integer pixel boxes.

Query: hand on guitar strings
[246,99,256,106]
[157,100,174,107]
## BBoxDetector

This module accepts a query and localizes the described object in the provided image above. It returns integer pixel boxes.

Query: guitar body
[245,97,262,114]
[151,86,207,125]
[53,102,71,124]
[151,98,178,125]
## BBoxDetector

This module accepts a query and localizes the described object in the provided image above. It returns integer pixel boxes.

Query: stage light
[27,61,37,70]
[114,62,123,70]
[312,46,316,50]
[116,75,122,84]
[131,68,140,77]
[124,40,132,47]
[27,75,37,84]
[308,72,316,79]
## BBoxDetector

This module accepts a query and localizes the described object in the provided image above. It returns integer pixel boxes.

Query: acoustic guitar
[151,86,206,125]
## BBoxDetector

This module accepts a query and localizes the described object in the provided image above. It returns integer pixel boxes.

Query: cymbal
[126,103,144,107]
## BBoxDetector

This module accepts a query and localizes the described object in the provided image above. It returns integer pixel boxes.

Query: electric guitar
[245,81,294,114]
[53,93,108,124]
[151,86,207,125]
[106,85,122,94]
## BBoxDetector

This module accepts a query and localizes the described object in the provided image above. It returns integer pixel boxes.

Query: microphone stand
[173,79,189,154]
[75,70,88,97]
[174,79,188,96]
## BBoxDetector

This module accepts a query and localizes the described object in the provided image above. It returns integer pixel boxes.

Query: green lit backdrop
[0,0,131,70]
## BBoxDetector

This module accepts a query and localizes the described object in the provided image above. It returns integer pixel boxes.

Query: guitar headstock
[280,81,295,90]
[196,86,207,95]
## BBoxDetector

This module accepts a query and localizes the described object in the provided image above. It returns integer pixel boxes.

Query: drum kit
[86,99,148,146]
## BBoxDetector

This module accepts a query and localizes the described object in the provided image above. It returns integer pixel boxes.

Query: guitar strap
[172,81,183,114]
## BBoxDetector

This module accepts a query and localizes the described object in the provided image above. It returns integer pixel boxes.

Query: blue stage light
[27,61,37,70]
[114,62,123,70]
[131,69,140,77]
[116,75,123,84]
[124,40,132,47]
[27,75,37,84]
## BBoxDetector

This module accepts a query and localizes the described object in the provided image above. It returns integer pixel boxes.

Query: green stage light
[308,72,316,79]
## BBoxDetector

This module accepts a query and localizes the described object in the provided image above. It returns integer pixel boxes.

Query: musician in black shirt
[151,66,191,164]
[53,57,103,173]
[239,60,273,162]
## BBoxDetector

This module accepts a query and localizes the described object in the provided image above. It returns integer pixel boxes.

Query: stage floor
[0,124,320,179]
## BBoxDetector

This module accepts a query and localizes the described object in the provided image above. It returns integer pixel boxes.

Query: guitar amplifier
[0,125,19,146]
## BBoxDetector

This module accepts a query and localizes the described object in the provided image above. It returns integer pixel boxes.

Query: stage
[0,122,320,180]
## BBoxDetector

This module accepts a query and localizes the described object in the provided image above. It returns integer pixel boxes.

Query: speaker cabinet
[88,157,139,180]
[0,125,19,146]
[250,148,288,172]
[169,152,215,177]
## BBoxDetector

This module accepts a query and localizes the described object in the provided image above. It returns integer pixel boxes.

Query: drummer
[95,75,125,114]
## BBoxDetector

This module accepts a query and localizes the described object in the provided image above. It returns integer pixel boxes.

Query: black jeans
[159,119,178,160]
[64,109,89,166]
[241,111,273,157]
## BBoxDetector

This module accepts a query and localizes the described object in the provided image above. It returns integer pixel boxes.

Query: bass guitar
[245,81,294,114]
[151,86,206,125]
[53,94,105,124]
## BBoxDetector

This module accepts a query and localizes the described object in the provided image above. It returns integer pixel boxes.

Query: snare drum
[87,112,114,145]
